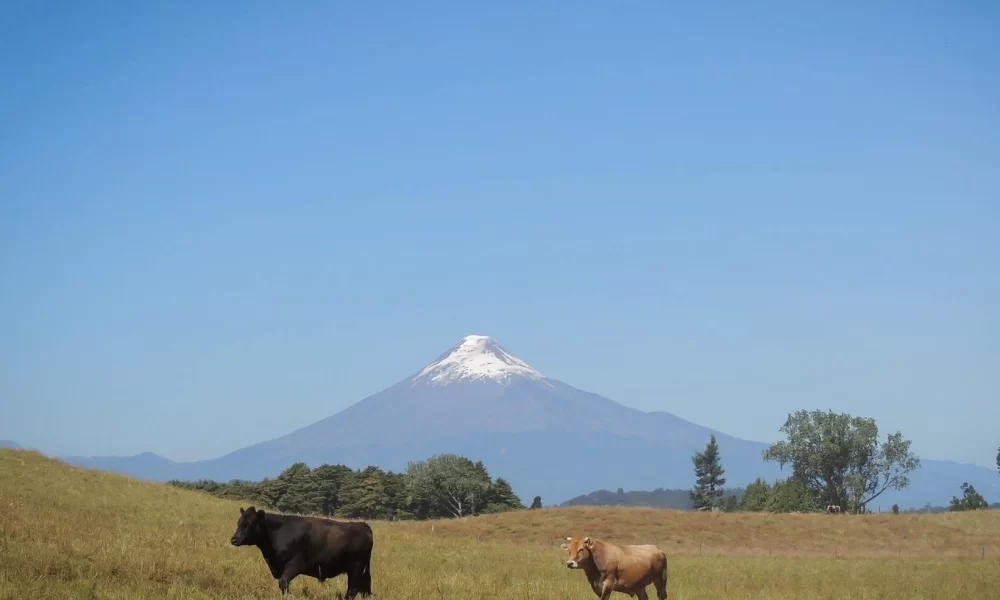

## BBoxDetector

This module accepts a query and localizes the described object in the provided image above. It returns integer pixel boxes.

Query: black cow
[230,506,374,597]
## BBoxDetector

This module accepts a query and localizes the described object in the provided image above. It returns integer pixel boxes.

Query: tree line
[168,453,533,520]
[689,409,997,514]
[690,409,924,513]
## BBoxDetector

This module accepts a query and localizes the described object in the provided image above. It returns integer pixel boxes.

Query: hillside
[560,487,744,510]
[3,449,1000,599]
[58,335,1000,509]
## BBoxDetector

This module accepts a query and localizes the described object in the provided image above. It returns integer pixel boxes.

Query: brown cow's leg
[653,576,667,600]
[653,573,667,600]
[600,577,616,600]
[653,578,667,600]
[636,586,649,600]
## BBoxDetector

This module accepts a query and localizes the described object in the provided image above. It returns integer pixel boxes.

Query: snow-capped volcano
[411,335,547,386]
[61,333,1000,511]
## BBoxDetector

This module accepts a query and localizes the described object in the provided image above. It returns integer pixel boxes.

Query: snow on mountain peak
[412,335,547,386]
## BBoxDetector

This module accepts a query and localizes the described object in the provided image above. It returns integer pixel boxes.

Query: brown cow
[560,535,668,600]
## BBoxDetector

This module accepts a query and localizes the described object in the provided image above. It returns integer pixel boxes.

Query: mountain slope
[60,335,999,508]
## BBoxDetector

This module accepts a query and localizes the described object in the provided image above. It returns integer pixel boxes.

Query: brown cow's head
[560,535,595,569]
[230,506,267,546]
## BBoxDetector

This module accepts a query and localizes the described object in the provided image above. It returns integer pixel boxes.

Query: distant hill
[61,451,180,480]
[561,487,743,510]
[56,335,1000,509]
[0,440,21,450]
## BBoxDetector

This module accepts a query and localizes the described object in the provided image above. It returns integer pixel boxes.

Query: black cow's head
[230,506,266,546]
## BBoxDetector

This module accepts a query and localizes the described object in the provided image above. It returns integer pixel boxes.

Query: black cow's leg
[346,557,373,599]
[347,548,373,598]
[360,550,373,596]
[346,560,361,599]
[278,555,305,595]
[360,561,372,597]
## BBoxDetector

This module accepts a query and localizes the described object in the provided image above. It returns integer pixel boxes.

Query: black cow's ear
[257,509,266,518]
[240,507,245,514]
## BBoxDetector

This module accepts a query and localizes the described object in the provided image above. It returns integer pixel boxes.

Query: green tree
[483,477,523,513]
[765,478,818,513]
[996,446,999,475]
[739,478,772,512]
[309,464,353,516]
[948,482,988,511]
[530,496,543,509]
[725,495,739,512]
[406,454,492,518]
[891,503,899,515]
[690,435,727,510]
[381,470,413,520]
[259,462,314,514]
[762,409,920,513]
[338,467,391,519]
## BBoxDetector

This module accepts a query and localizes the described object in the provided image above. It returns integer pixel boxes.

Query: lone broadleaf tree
[690,434,727,510]
[949,482,988,511]
[996,446,999,475]
[405,454,492,518]
[762,409,920,513]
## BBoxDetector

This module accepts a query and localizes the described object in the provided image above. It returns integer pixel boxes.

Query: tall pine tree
[690,434,727,510]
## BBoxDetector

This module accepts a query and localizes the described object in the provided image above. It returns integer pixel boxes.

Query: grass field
[2,449,998,599]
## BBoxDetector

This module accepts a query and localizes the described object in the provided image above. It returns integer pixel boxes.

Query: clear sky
[1,2,997,467]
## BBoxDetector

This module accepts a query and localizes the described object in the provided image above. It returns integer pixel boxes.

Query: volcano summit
[412,335,548,386]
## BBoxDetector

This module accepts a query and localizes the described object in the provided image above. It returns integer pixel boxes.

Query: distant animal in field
[826,505,842,514]
[229,506,373,597]
[561,535,668,600]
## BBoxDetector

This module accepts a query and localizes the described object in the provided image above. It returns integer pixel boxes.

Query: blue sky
[1,2,997,467]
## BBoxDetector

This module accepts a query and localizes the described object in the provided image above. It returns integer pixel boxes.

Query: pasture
[1,449,998,599]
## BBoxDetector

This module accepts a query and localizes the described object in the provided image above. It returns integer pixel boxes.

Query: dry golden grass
[399,503,1000,560]
[2,449,998,600]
